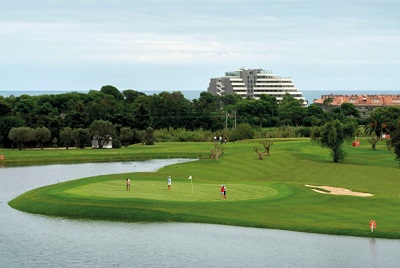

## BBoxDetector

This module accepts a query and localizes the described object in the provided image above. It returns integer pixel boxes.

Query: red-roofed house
[313,94,400,117]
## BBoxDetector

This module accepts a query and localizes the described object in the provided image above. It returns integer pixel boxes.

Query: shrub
[295,127,312,137]
[154,128,212,142]
[257,126,298,139]
[228,123,254,142]
[112,138,122,148]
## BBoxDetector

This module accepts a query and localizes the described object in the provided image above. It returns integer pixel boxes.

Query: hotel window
[372,99,380,103]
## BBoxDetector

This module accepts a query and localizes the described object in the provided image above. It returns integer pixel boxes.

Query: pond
[1,160,399,268]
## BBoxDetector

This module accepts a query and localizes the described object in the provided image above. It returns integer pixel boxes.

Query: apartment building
[207,68,306,105]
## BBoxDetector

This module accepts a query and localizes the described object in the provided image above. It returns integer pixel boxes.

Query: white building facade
[208,68,306,105]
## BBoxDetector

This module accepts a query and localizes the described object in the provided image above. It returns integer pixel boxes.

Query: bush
[295,127,312,137]
[145,127,155,145]
[256,126,298,139]
[228,123,254,142]
[112,138,122,148]
[154,128,212,142]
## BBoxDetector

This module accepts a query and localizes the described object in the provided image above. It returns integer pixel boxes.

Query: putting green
[63,180,279,202]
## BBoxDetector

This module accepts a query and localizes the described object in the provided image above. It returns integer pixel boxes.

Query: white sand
[305,184,373,197]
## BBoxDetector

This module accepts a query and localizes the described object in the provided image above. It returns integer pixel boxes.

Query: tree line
[1,85,400,164]
[0,85,355,146]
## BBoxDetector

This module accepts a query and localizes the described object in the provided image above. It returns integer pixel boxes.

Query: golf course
[6,138,400,239]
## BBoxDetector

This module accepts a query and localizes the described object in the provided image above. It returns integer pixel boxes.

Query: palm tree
[364,112,390,139]
[387,118,400,135]
[323,97,333,114]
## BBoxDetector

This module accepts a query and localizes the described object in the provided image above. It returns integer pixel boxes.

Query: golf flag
[188,176,193,193]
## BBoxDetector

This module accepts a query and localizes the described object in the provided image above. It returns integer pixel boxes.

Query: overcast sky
[1,0,399,93]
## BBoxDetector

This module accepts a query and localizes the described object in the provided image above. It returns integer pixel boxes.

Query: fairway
[63,180,279,202]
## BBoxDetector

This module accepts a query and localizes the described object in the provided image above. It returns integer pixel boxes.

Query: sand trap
[305,184,373,197]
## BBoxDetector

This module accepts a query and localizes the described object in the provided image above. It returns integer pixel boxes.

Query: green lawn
[0,143,205,166]
[7,137,400,239]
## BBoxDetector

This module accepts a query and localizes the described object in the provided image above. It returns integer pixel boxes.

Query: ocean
[1,90,399,105]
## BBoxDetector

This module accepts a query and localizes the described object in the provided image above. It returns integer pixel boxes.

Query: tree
[8,127,34,150]
[322,97,333,114]
[210,144,224,159]
[63,98,88,129]
[340,103,360,118]
[254,146,263,160]
[119,127,134,147]
[252,95,278,128]
[261,140,273,156]
[364,112,390,139]
[86,90,118,122]
[364,111,390,150]
[228,123,254,142]
[34,127,51,149]
[391,128,400,167]
[192,92,220,130]
[147,91,191,129]
[89,120,116,149]
[367,136,379,150]
[13,96,36,126]
[302,104,325,126]
[0,116,25,148]
[135,104,152,130]
[368,107,400,135]
[60,127,73,149]
[144,127,155,145]
[72,128,90,149]
[312,120,350,162]
[123,89,145,104]
[100,85,124,101]
[0,99,12,116]
[278,94,307,126]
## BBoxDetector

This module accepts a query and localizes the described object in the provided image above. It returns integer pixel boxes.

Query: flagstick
[188,175,193,193]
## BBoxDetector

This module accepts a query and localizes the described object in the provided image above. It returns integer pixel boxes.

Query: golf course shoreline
[6,138,400,239]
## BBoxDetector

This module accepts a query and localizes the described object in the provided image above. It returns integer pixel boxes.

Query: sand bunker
[305,184,373,197]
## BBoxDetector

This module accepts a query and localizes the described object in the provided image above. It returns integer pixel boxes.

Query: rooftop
[313,94,400,106]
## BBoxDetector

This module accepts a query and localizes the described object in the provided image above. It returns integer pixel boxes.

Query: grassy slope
[0,143,204,166]
[7,138,400,239]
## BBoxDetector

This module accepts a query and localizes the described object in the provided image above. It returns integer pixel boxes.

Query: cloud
[1,0,399,91]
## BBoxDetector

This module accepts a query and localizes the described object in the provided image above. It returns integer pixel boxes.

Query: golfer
[167,176,172,190]
[126,178,131,191]
[223,185,227,200]
[220,185,225,199]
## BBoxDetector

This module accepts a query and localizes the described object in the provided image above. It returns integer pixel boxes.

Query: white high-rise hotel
[207,68,306,106]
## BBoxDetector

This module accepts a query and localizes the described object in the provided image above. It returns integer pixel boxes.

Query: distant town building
[207,68,306,106]
[313,94,400,117]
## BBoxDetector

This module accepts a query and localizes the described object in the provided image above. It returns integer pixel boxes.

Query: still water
[1,160,399,268]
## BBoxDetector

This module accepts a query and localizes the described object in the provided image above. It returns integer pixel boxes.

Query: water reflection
[1,160,400,268]
[369,238,378,266]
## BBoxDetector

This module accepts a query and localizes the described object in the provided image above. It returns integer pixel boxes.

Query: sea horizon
[1,89,399,105]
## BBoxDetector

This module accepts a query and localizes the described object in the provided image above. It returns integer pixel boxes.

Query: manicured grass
[0,143,206,166]
[8,138,400,239]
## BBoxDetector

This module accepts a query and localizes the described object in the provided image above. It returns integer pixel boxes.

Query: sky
[1,0,400,93]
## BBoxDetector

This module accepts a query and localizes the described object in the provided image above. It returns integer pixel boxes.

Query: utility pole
[225,111,228,133]
[224,110,237,131]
